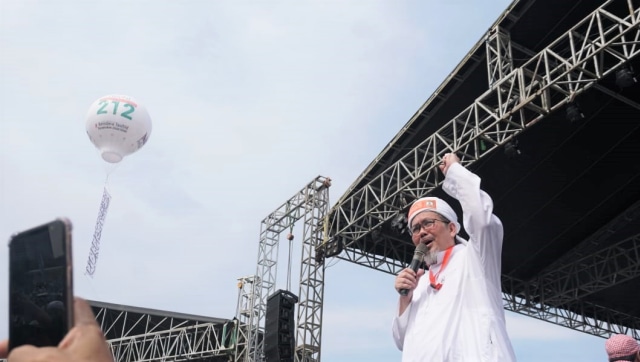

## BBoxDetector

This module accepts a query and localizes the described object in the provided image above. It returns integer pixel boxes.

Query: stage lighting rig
[371,227,382,240]
[615,67,637,88]
[504,139,521,159]
[316,237,343,263]
[391,213,408,235]
[566,102,585,122]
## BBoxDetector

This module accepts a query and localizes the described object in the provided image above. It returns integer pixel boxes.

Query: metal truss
[336,231,640,341]
[92,305,235,362]
[335,236,410,276]
[486,10,640,339]
[502,198,640,339]
[329,17,528,279]
[108,323,235,362]
[544,199,640,269]
[539,228,640,307]
[502,291,640,340]
[502,232,640,339]
[326,0,640,249]
[235,275,259,362]
[364,0,535,176]
[333,174,640,341]
[237,176,331,362]
[323,0,640,341]
[486,27,514,88]
[295,178,330,362]
[505,199,640,306]
[483,8,640,338]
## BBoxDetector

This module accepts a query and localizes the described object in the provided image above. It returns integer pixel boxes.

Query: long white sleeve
[392,300,412,350]
[442,162,504,286]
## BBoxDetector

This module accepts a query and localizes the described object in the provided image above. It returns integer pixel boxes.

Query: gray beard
[424,249,438,266]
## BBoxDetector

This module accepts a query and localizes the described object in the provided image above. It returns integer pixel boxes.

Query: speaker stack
[264,289,298,362]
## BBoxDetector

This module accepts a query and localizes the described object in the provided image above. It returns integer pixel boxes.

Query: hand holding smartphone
[7,218,74,352]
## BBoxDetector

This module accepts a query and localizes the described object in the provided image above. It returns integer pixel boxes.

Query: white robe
[392,163,516,362]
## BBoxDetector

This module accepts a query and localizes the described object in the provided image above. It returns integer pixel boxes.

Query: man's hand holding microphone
[395,243,428,304]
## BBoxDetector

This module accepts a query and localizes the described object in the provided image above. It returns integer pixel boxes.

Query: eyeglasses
[409,218,448,235]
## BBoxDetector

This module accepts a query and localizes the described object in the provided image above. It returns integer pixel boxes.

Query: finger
[73,297,98,327]
[403,267,417,276]
[0,339,7,358]
[8,345,64,362]
[400,276,414,285]
[398,279,415,291]
[396,282,413,293]
[58,297,100,349]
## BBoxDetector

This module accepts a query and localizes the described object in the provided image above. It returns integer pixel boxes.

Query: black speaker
[264,290,298,362]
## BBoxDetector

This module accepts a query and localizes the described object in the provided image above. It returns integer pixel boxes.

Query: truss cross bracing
[93,304,235,362]
[325,0,640,340]
[327,0,640,248]
[237,176,331,362]
[502,231,640,340]
[235,275,259,362]
[486,27,514,88]
[501,290,640,340]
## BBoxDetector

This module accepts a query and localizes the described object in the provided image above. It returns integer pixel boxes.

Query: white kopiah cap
[407,197,460,235]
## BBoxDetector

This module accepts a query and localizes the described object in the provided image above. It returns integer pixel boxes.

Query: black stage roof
[332,0,640,334]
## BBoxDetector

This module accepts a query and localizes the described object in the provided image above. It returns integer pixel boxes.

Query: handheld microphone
[399,243,428,296]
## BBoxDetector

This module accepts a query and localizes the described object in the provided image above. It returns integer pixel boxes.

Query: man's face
[410,211,456,253]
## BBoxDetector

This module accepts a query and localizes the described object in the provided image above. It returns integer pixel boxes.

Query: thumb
[0,339,8,358]
[73,298,98,327]
[60,298,112,360]
[59,297,101,349]
[417,269,426,278]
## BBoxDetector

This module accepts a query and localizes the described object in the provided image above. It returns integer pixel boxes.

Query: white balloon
[86,95,152,163]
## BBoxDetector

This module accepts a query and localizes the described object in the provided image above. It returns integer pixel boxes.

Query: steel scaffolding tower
[235,275,259,362]
[236,176,331,362]
[323,0,640,339]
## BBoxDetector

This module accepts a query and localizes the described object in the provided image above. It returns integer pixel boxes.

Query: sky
[0,0,614,361]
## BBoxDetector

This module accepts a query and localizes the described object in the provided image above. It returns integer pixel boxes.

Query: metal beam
[502,281,640,341]
[238,176,331,362]
[235,275,258,362]
[332,233,640,342]
[325,0,640,341]
[107,323,235,362]
[92,305,235,362]
[544,200,640,269]
[327,0,640,247]
[486,27,514,88]
[296,179,331,362]
[335,239,410,275]
[515,232,640,308]
[593,82,640,110]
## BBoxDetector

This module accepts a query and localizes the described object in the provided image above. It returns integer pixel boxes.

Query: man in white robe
[392,153,516,362]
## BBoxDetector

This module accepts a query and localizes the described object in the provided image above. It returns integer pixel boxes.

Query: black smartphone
[8,218,74,352]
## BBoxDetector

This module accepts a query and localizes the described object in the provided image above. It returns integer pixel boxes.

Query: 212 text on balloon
[96,100,135,120]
